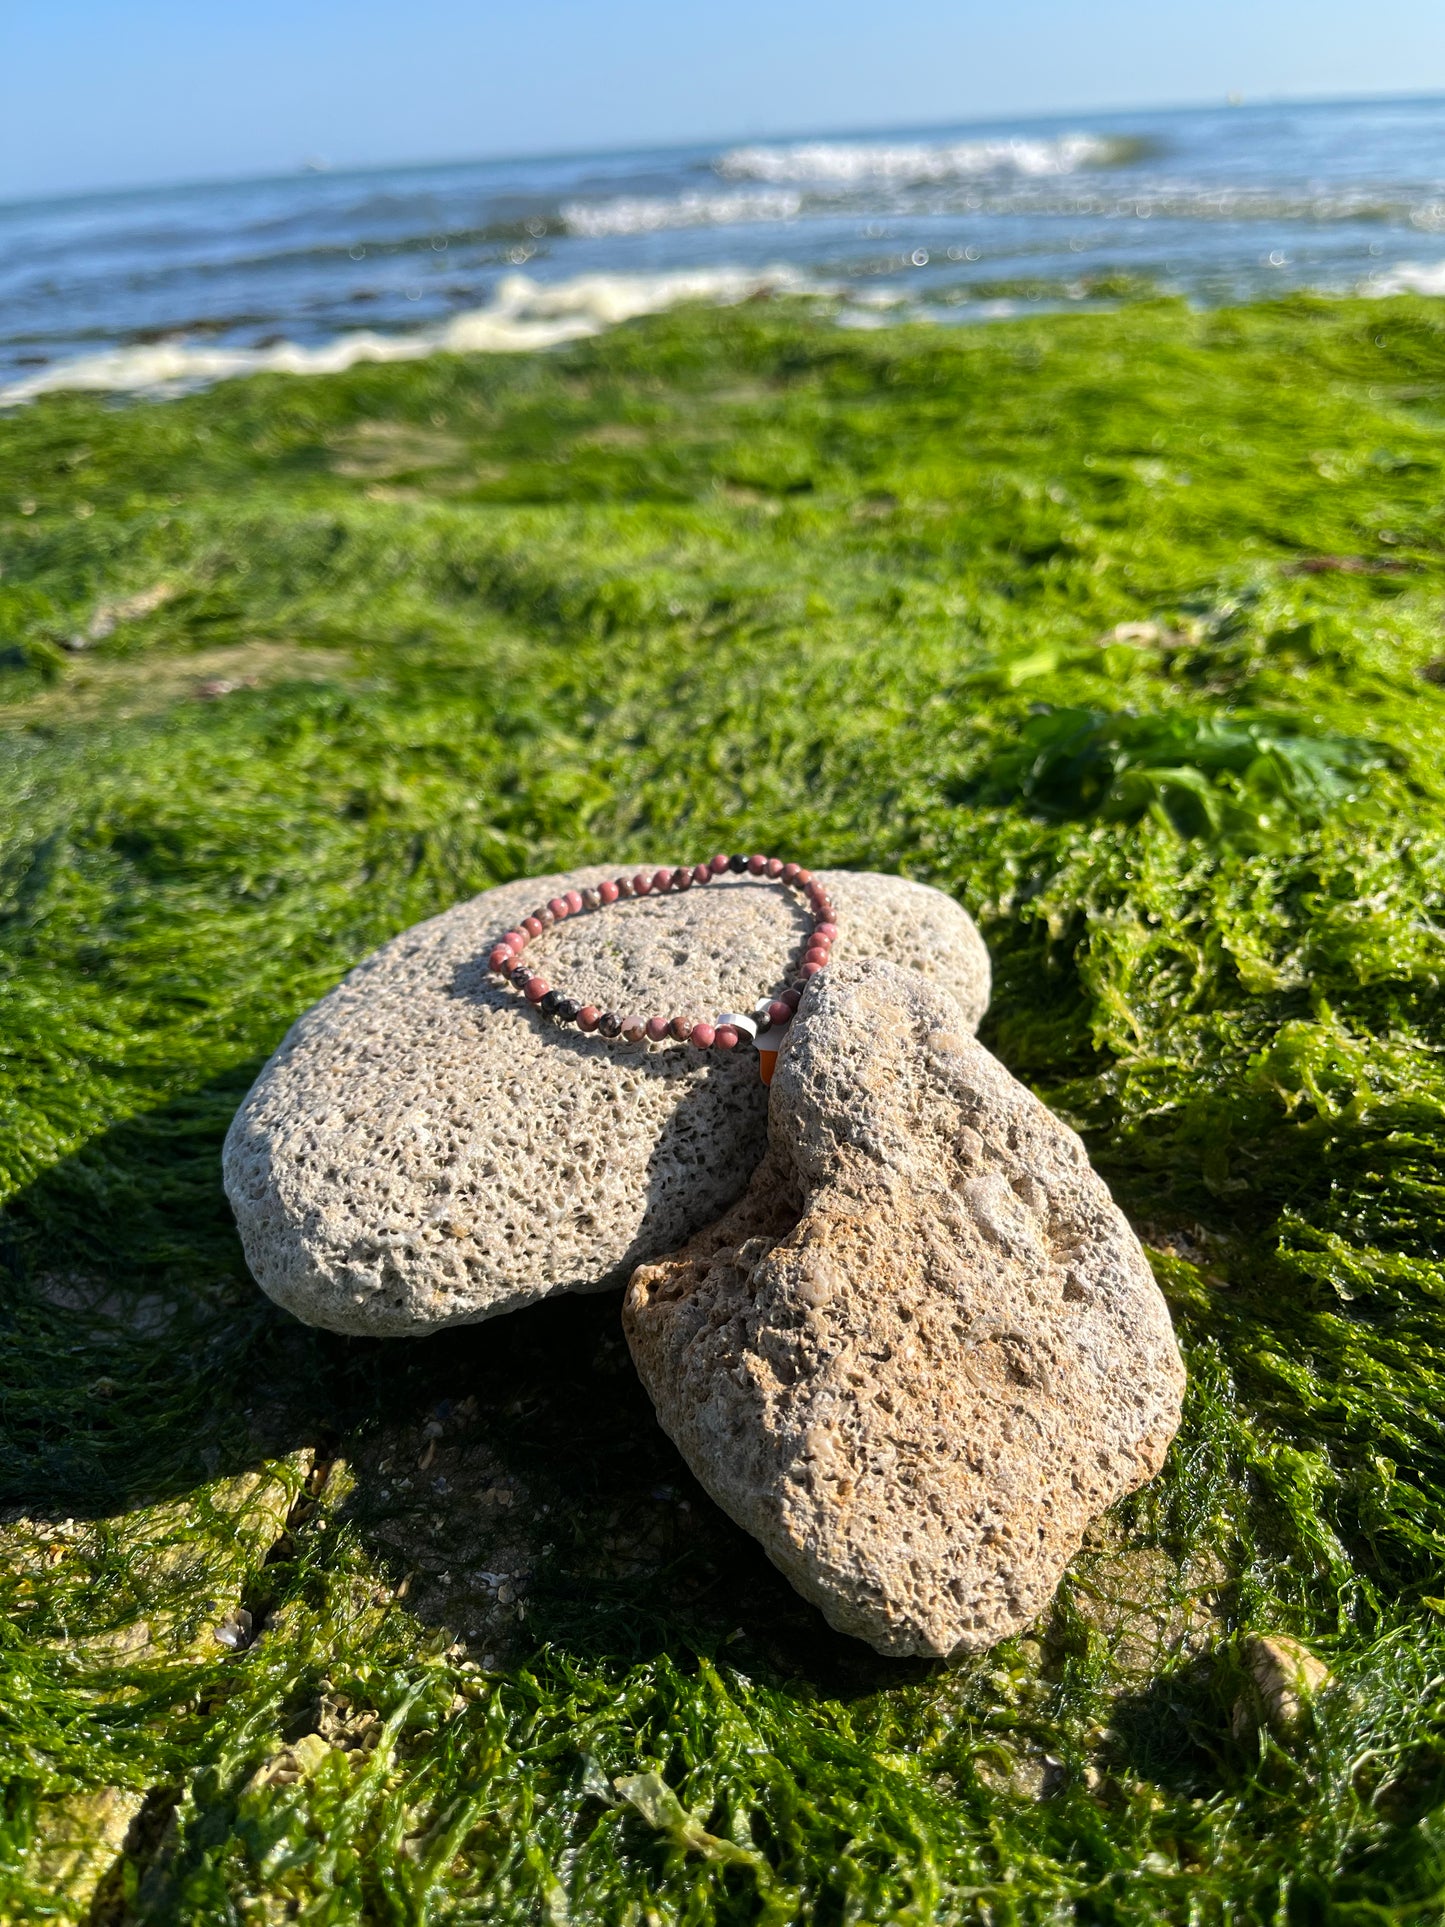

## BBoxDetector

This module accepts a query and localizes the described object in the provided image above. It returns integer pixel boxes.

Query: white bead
[716,1012,758,1040]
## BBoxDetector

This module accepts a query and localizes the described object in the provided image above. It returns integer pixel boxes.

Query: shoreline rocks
[224,869,989,1336]
[623,959,1185,1658]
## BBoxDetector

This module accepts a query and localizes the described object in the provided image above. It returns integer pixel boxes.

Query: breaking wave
[1362,259,1445,296]
[561,189,803,237]
[0,267,822,405]
[716,133,1133,185]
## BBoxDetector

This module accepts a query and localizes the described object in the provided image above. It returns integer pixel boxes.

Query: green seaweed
[959,705,1388,838]
[4,293,1445,1920]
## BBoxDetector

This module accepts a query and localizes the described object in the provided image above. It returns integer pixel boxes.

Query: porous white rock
[224,869,989,1336]
[624,958,1185,1658]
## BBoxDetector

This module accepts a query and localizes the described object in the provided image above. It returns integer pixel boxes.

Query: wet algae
[3,293,1445,1920]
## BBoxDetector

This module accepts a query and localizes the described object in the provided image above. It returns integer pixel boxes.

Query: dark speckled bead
[598,1012,622,1038]
[539,990,563,1017]
[510,964,532,988]
[555,997,581,1023]
[728,853,749,873]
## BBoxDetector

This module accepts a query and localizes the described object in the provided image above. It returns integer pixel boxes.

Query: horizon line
[3,85,1443,213]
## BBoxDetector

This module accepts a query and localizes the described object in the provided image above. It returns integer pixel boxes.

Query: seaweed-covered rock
[623,959,1184,1658]
[224,870,988,1336]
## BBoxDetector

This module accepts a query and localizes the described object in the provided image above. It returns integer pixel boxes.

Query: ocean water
[3,95,1445,404]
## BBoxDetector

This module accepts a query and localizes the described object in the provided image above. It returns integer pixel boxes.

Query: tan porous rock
[623,958,1185,1658]
[1237,1634,1331,1736]
[224,869,988,1336]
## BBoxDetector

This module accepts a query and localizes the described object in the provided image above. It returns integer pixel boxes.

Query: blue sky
[4,0,1444,200]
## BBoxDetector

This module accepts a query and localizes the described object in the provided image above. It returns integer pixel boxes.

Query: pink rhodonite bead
[501,856,823,1048]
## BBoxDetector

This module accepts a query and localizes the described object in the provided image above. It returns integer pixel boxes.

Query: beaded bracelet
[487,853,835,1083]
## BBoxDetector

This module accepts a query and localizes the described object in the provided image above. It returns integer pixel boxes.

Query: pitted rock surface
[224,870,989,1336]
[623,958,1184,1658]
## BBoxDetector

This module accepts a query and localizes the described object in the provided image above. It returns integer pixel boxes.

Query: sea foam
[0,266,821,405]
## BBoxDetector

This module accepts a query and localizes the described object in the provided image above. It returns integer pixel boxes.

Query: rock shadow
[1101,1651,1237,1797]
[328,1288,940,1698]
[0,1067,924,1698]
[0,1063,328,1518]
